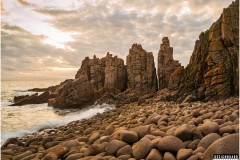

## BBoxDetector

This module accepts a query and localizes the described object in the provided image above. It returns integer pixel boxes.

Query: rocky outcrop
[168,0,239,102]
[127,44,158,94]
[10,1,238,108]
[11,92,55,106]
[49,53,127,108]
[104,53,127,91]
[28,79,73,93]
[158,37,181,89]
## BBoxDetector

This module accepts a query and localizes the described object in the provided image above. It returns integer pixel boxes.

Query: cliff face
[158,37,182,89]
[50,53,127,108]
[127,44,158,94]
[44,0,238,108]
[170,0,239,102]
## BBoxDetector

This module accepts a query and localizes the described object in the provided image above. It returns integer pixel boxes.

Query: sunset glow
[1,0,233,80]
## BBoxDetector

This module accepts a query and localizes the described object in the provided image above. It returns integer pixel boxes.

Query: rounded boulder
[158,136,184,152]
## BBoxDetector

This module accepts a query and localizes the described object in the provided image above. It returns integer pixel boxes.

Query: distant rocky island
[3,1,239,160]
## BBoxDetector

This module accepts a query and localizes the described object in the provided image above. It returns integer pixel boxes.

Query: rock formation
[11,92,55,106]
[49,53,127,108]
[104,53,127,91]
[158,37,182,89]
[127,44,158,94]
[170,0,239,102]
[11,0,239,108]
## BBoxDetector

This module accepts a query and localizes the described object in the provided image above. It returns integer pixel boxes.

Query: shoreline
[1,103,115,145]
[1,97,239,160]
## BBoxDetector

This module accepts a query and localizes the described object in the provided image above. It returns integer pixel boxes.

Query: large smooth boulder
[105,140,127,155]
[158,136,185,152]
[174,124,193,141]
[120,130,138,144]
[197,133,221,149]
[198,121,219,136]
[204,133,239,160]
[132,137,153,159]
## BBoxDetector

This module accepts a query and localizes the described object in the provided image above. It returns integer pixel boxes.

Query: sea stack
[127,44,158,94]
[158,37,182,89]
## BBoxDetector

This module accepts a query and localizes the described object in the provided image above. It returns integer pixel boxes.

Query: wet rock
[11,91,55,106]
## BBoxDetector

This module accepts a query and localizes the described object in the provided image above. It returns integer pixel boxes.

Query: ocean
[1,80,114,144]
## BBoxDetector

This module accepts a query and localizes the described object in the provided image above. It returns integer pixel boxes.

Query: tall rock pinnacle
[158,37,181,89]
[127,44,158,94]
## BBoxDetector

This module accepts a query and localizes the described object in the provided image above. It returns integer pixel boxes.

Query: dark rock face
[158,37,181,89]
[28,79,73,93]
[127,44,158,94]
[104,53,127,91]
[111,44,158,107]
[169,0,239,102]
[10,79,73,106]
[11,92,55,106]
[50,53,127,108]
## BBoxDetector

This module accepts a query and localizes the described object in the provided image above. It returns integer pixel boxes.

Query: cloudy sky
[1,0,233,81]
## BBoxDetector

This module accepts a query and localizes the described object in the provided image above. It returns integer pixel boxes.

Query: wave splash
[1,104,114,144]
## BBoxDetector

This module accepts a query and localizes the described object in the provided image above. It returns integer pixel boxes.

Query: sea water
[1,81,114,143]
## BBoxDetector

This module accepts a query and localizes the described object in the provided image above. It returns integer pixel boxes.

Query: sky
[1,0,233,81]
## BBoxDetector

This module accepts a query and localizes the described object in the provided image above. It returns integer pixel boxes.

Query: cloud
[1,23,79,80]
[1,0,234,80]
[38,0,232,66]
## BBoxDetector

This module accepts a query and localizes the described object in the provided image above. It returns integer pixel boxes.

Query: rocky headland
[11,0,239,108]
[3,0,239,160]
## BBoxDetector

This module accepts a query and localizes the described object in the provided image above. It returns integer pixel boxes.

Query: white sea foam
[1,103,114,144]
